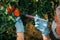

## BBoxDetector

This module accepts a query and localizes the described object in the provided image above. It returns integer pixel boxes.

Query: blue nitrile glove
[15,17,24,32]
[34,15,50,36]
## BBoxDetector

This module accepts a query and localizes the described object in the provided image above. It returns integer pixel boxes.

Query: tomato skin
[7,6,20,16]
[7,7,12,13]
[11,6,15,12]
[14,8,20,16]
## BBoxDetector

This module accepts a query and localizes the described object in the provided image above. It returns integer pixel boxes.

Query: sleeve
[51,21,60,38]
[15,17,24,32]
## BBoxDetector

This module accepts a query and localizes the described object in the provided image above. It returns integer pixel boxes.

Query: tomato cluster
[7,6,20,16]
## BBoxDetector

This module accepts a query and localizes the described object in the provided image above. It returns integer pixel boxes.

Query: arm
[16,32,24,40]
[15,17,24,40]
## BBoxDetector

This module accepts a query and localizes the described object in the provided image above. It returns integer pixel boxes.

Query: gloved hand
[34,15,50,36]
[15,17,24,32]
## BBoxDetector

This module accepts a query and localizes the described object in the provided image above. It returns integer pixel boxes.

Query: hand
[15,17,24,32]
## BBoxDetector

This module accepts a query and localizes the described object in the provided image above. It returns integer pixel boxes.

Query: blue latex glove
[34,15,50,36]
[15,17,24,32]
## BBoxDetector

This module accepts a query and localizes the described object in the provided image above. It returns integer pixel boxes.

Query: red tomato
[14,8,20,16]
[7,7,12,13]
[11,6,15,12]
